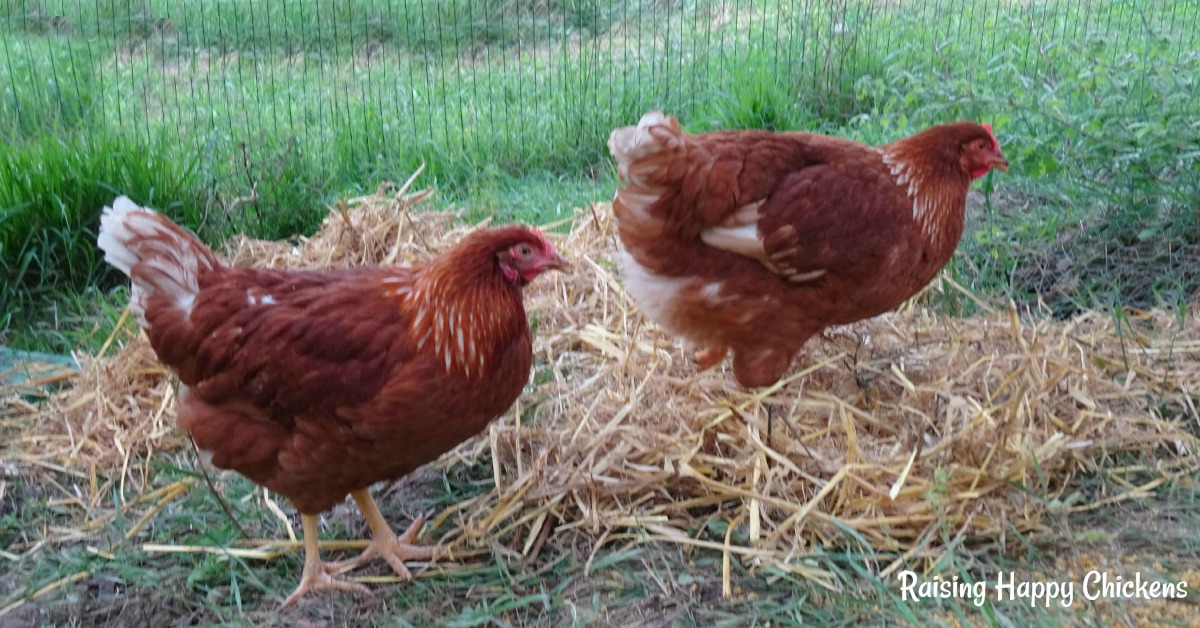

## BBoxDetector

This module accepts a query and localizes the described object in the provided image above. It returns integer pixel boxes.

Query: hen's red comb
[531,226,555,251]
[982,122,999,147]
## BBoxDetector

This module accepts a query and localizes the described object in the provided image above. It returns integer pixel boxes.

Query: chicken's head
[495,228,571,286]
[961,122,1009,180]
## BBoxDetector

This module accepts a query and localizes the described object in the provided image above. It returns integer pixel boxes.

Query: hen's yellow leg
[281,514,371,608]
[326,489,442,579]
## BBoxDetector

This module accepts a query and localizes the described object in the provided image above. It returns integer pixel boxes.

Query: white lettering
[995,571,1016,601]
[1083,570,1102,600]
[898,570,918,601]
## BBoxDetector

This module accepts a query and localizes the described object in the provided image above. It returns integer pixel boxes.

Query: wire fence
[2,1,1197,182]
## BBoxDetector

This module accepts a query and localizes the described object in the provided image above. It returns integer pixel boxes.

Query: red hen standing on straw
[607,112,1008,389]
[97,197,569,606]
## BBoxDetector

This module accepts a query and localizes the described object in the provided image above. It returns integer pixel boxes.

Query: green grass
[3,0,626,58]
[0,129,199,339]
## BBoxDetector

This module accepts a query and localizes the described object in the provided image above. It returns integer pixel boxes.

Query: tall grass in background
[0,130,198,330]
[0,31,198,334]
[2,0,1198,350]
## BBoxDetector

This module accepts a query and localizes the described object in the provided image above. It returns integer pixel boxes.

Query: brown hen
[97,197,568,606]
[608,111,1007,388]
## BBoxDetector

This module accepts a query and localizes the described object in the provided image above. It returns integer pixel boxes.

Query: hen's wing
[146,266,429,507]
[699,150,913,286]
[149,266,413,420]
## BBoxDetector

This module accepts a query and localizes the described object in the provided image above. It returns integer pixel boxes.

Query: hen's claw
[281,502,442,608]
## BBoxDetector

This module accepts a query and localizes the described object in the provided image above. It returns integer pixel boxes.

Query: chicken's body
[97,197,568,605]
[608,112,1007,388]
[161,263,534,514]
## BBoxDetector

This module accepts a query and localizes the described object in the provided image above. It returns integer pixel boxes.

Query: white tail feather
[97,196,219,327]
[607,111,691,239]
[607,110,682,187]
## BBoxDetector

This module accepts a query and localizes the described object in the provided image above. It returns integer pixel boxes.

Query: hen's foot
[372,515,441,580]
[282,558,372,608]
[281,514,372,608]
[693,346,728,371]
[328,511,441,580]
[333,490,443,580]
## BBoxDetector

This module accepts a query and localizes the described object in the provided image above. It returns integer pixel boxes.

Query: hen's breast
[279,333,532,513]
[618,249,695,333]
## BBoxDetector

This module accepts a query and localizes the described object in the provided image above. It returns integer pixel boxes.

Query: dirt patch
[1013,221,1200,316]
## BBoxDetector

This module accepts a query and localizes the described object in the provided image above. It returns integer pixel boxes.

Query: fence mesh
[2,1,1197,196]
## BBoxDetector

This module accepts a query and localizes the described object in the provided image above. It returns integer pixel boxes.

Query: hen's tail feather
[97,196,220,327]
[607,111,689,235]
[607,111,686,189]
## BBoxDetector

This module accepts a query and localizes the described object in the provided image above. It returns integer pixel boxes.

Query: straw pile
[9,176,1200,587]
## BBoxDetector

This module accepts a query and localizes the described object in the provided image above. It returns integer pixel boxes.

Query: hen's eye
[518,245,533,256]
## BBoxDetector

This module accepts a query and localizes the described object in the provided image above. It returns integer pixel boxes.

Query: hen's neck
[879,142,970,256]
[392,259,525,379]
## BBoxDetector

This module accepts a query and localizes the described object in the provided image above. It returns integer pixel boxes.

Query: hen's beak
[544,251,572,273]
[991,156,1009,172]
